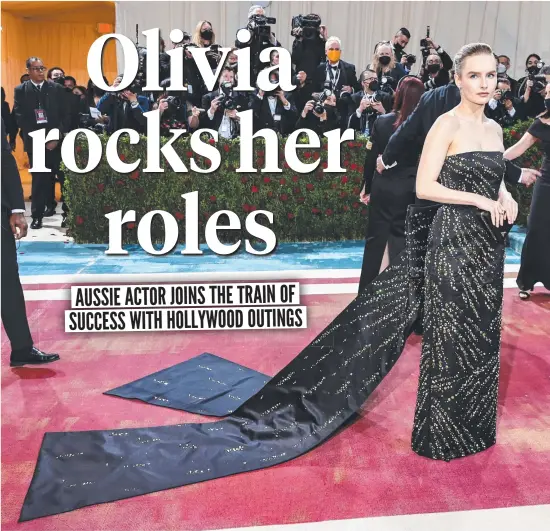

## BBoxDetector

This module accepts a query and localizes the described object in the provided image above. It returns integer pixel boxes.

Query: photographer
[517,55,547,118]
[97,75,150,134]
[192,20,217,48]
[497,55,518,95]
[201,66,246,139]
[421,54,450,91]
[485,77,524,127]
[291,13,327,78]
[347,69,392,136]
[250,70,297,135]
[367,42,406,99]
[296,92,340,135]
[391,28,411,65]
[154,91,201,137]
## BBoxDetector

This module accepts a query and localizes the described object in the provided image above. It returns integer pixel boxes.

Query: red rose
[129,170,139,180]
[76,216,84,225]
[257,158,264,167]
[119,154,126,161]
[292,175,299,182]
[243,203,251,212]
[304,152,312,159]
[97,183,105,192]
[208,138,215,145]
[241,177,248,184]
[280,194,289,201]
[311,208,321,214]
[341,176,349,184]
[313,152,320,160]
[175,212,185,220]
[347,142,354,148]
[352,202,360,209]
[263,177,271,183]
[267,191,274,197]
[322,162,328,169]
[343,160,350,168]
[340,191,347,198]
[251,185,259,193]
[297,196,305,203]
[76,146,82,153]
[250,205,257,211]
[325,209,333,216]
[116,179,125,187]
[257,150,265,157]
[287,213,295,220]
[306,183,314,191]
[126,222,136,229]
[279,178,287,185]
[210,195,217,203]
[223,144,230,152]
[351,163,358,171]
[186,151,193,157]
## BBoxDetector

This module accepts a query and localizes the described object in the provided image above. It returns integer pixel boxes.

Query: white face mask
[497,63,507,74]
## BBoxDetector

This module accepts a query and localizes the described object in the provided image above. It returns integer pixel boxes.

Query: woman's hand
[498,190,518,224]
[476,195,507,227]
[302,100,314,118]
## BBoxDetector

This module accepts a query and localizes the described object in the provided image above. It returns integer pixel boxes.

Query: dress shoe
[61,214,67,228]
[10,346,60,367]
[30,218,42,229]
[43,207,56,217]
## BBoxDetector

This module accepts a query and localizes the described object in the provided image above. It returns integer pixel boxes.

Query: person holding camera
[155,91,201,136]
[291,14,327,78]
[419,37,453,90]
[250,70,298,135]
[485,77,524,127]
[391,27,411,65]
[347,69,392,136]
[497,55,518,95]
[296,92,340,135]
[368,42,406,96]
[97,75,150,134]
[202,67,245,140]
[358,76,425,291]
[517,55,547,118]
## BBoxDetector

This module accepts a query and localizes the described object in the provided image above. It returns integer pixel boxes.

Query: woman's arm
[503,131,537,161]
[416,114,483,206]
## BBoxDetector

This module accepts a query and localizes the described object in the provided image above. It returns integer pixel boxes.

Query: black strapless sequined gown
[19,152,507,521]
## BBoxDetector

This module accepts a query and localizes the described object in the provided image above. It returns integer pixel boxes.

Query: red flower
[257,150,265,157]
[311,207,321,214]
[297,196,305,203]
[280,194,289,201]
[287,213,295,220]
[263,177,271,184]
[129,170,140,181]
[97,183,105,192]
[351,163,358,171]
[267,191,274,197]
[306,183,314,191]
[313,152,320,160]
[210,195,217,203]
[251,185,259,193]
[352,202,360,209]
[116,179,125,187]
[175,212,185,220]
[343,160,350,168]
[208,138,215,145]
[343,205,350,212]
[126,222,136,229]
[293,187,301,195]
[322,162,328,169]
[331,183,338,189]
[241,177,248,184]
[279,178,287,185]
[257,158,264,167]
[340,191,347,198]
[341,176,349,184]
[119,154,126,161]
[186,151,193,157]
[243,203,251,212]
[304,152,312,159]
[250,205,257,211]
[292,175,299,182]
[325,208,333,216]
[75,146,82,153]
[353,186,360,195]
[347,142,354,148]
[76,216,84,225]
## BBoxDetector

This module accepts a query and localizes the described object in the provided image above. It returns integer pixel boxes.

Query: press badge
[35,108,48,124]
[187,84,193,94]
[366,140,373,150]
[273,114,281,122]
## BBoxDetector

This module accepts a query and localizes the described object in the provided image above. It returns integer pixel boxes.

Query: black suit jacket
[250,92,297,135]
[313,60,359,95]
[200,90,248,135]
[381,83,522,185]
[13,80,69,153]
[1,118,25,214]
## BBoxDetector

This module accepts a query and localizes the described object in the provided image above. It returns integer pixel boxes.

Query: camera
[500,90,513,102]
[528,62,547,92]
[312,83,332,114]
[163,95,182,116]
[405,54,417,65]
[420,26,430,49]
[291,14,321,40]
[218,81,237,111]
[205,44,223,69]
[379,75,395,94]
[247,14,276,39]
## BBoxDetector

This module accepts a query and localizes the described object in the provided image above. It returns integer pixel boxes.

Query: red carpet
[2,289,550,530]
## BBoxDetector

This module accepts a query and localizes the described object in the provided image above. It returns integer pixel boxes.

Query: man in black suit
[13,57,69,229]
[1,119,60,367]
[377,83,539,189]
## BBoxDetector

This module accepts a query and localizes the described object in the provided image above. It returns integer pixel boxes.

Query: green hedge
[65,122,542,244]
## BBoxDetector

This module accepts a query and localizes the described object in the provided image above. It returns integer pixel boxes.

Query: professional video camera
[528,61,547,92]
[312,83,332,114]
[420,25,431,63]
[291,14,321,39]
[236,14,277,80]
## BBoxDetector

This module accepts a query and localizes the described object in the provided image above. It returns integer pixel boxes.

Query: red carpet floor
[2,289,550,530]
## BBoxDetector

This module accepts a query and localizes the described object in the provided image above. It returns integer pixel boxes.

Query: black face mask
[527,65,540,75]
[379,56,391,67]
[394,43,403,51]
[367,80,379,91]
[427,63,441,74]
[200,29,213,40]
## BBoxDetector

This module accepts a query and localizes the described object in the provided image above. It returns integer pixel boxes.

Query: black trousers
[28,147,62,219]
[1,211,33,352]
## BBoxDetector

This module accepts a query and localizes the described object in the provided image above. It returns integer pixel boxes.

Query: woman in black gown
[359,76,424,291]
[504,68,550,298]
[19,44,522,522]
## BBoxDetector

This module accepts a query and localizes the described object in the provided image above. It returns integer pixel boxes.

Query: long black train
[19,205,434,522]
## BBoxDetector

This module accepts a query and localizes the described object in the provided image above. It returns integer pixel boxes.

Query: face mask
[394,43,403,51]
[427,63,441,74]
[367,80,379,91]
[545,99,550,111]
[200,29,213,40]
[527,65,540,75]
[497,63,507,74]
[379,55,391,67]
[327,50,341,63]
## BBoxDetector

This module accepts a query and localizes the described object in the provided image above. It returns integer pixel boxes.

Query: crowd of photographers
[2,5,549,228]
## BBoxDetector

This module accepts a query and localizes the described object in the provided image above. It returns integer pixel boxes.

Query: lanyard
[326,64,341,90]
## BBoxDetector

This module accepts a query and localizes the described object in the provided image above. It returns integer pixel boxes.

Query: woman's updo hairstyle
[453,43,495,76]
